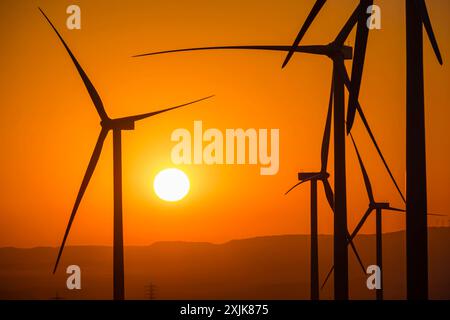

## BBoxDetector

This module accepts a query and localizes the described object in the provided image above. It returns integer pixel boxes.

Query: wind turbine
[134,1,404,299]
[285,77,365,300]
[39,8,213,300]
[321,133,444,300]
[349,133,405,300]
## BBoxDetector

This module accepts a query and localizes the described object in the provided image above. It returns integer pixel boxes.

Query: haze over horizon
[0,228,449,300]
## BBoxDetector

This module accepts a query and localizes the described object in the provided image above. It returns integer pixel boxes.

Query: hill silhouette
[0,228,448,300]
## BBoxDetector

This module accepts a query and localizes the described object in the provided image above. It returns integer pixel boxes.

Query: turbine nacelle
[101,118,135,131]
[370,202,390,210]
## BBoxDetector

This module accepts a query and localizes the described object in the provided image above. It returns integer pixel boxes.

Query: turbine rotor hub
[374,202,390,209]
[326,42,353,60]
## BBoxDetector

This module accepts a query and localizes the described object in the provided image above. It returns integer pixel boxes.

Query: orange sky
[0,0,449,247]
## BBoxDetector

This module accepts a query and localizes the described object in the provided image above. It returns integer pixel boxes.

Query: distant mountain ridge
[0,228,449,300]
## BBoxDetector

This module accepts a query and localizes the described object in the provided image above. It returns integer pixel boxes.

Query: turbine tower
[39,8,212,300]
[404,0,443,299]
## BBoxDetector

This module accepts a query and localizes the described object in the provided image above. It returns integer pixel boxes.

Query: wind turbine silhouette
[285,77,365,300]
[134,1,404,300]
[347,133,403,301]
[39,8,213,300]
[320,133,445,300]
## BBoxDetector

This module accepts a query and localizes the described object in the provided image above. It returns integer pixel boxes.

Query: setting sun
[153,168,190,202]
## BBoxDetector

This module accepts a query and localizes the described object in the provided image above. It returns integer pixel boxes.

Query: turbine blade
[133,45,330,58]
[416,0,443,65]
[349,207,373,240]
[321,235,366,290]
[346,0,373,134]
[334,2,361,45]
[281,0,327,68]
[39,8,109,121]
[321,76,333,172]
[321,265,334,290]
[427,212,446,217]
[386,206,406,213]
[355,101,406,203]
[322,179,335,211]
[53,128,109,274]
[350,133,375,203]
[336,60,407,203]
[320,178,366,282]
[348,234,366,273]
[285,180,307,195]
[117,95,214,123]
[381,207,444,216]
